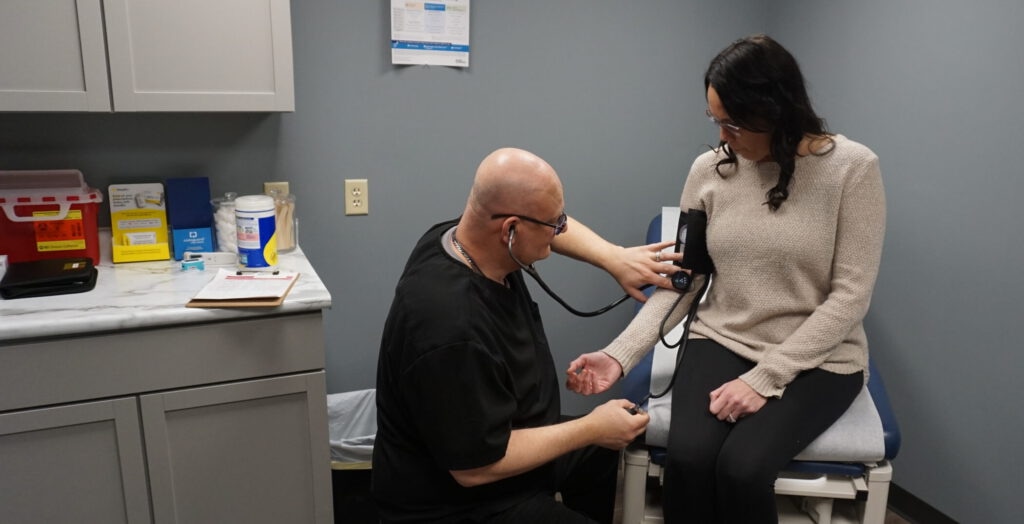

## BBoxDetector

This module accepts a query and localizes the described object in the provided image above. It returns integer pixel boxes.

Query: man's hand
[605,241,683,302]
[584,399,650,450]
[551,218,682,303]
[449,398,648,487]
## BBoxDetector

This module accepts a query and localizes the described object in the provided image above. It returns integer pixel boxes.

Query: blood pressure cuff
[0,257,98,299]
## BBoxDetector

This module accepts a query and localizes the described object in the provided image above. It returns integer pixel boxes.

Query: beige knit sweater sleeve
[600,275,708,375]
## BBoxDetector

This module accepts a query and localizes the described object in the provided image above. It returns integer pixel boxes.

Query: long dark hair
[704,34,831,211]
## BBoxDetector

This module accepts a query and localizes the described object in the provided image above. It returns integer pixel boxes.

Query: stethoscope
[509,220,711,405]
[507,226,633,317]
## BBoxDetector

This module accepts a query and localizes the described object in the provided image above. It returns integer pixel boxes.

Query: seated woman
[560,34,886,523]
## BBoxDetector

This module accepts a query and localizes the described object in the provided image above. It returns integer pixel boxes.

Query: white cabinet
[103,0,295,112]
[141,373,330,523]
[0,398,151,523]
[0,0,112,111]
[0,313,333,524]
[0,0,294,112]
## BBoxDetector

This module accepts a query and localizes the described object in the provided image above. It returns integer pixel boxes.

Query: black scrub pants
[661,339,863,524]
[486,439,619,524]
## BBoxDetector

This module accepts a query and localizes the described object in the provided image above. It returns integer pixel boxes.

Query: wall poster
[391,1,470,67]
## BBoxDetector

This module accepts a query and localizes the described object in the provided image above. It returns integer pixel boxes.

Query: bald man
[372,148,651,524]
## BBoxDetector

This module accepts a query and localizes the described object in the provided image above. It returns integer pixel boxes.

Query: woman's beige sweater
[603,135,885,398]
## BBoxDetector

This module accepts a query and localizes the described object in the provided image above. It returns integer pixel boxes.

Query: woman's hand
[566,352,623,395]
[708,379,767,423]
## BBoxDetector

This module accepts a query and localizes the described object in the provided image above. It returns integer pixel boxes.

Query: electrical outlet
[344,179,369,215]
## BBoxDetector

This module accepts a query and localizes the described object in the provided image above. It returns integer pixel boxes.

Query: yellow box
[108,183,171,263]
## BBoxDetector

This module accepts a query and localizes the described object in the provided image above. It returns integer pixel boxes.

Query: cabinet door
[0,0,112,112]
[0,398,151,523]
[141,371,332,524]
[103,0,295,112]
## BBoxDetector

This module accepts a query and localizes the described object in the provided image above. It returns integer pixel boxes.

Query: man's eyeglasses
[706,108,742,136]
[491,212,568,235]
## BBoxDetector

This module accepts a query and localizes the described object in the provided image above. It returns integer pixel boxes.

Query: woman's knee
[714,449,777,497]
[664,447,716,480]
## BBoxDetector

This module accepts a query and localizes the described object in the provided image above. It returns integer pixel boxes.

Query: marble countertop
[0,232,332,342]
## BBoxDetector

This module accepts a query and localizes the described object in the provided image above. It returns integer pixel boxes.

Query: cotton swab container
[211,192,238,253]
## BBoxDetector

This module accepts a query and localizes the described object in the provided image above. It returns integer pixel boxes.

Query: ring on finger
[726,414,737,423]
[655,251,662,262]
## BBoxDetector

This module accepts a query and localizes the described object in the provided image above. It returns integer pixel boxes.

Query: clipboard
[186,269,300,308]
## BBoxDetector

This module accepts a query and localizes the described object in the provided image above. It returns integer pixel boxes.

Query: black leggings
[661,339,863,524]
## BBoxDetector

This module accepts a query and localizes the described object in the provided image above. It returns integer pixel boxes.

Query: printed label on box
[172,227,213,260]
[32,209,86,252]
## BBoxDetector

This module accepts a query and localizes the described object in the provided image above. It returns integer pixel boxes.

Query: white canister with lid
[234,194,277,268]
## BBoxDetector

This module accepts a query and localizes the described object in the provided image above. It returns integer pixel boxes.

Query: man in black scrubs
[372,148,650,523]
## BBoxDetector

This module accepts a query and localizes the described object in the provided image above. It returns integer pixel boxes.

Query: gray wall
[769,2,1024,522]
[282,0,763,412]
[1,1,1019,522]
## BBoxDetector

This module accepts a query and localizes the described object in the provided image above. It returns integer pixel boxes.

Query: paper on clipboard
[187,268,299,308]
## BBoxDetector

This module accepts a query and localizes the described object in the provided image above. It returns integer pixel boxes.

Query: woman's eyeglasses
[491,212,568,235]
[706,108,742,136]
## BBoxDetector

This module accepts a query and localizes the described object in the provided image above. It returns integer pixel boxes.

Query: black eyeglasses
[491,212,568,235]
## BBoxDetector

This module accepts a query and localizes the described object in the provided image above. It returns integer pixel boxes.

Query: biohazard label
[32,209,87,252]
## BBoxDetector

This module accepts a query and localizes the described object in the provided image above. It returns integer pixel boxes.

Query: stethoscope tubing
[508,230,634,317]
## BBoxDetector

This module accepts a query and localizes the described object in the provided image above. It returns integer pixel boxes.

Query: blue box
[172,227,214,260]
[165,177,213,261]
